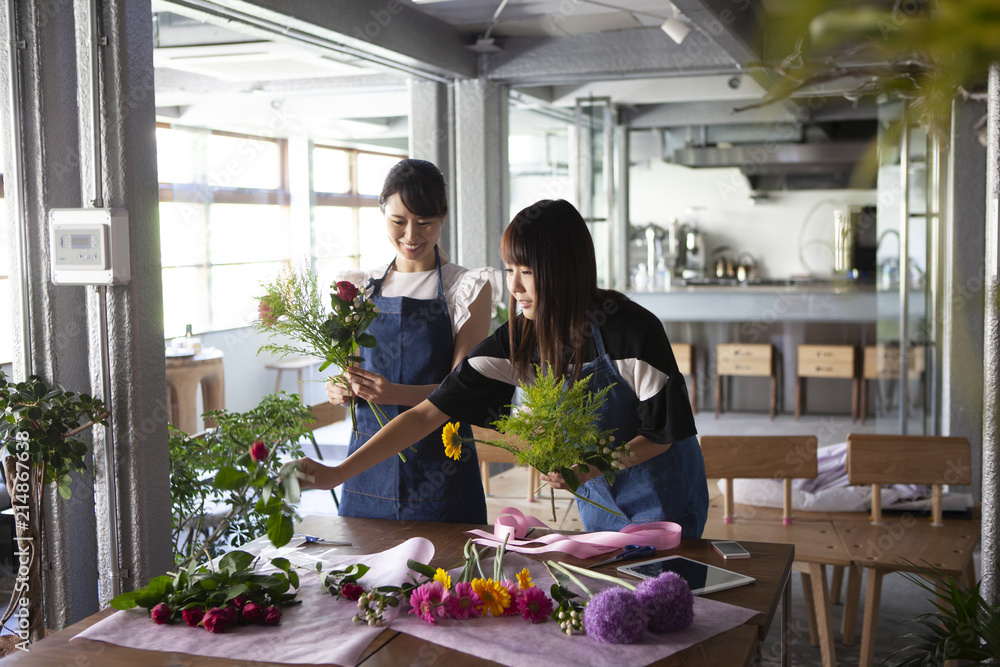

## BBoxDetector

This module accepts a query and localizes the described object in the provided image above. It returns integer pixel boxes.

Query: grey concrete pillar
[454,79,508,271]
[983,62,1000,605]
[1,0,171,626]
[409,80,454,257]
[943,99,987,501]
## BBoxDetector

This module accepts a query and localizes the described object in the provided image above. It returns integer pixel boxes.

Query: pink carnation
[335,280,359,303]
[518,586,553,623]
[263,606,282,625]
[249,439,268,463]
[151,602,171,625]
[502,580,521,616]
[444,581,481,620]
[181,607,204,627]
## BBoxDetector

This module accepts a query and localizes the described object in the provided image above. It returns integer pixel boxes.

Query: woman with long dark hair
[326,158,499,524]
[303,198,707,535]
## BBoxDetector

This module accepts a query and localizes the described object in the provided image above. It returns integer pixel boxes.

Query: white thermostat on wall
[49,208,130,285]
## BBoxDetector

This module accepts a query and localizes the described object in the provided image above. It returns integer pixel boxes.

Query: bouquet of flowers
[441,366,630,517]
[254,264,388,437]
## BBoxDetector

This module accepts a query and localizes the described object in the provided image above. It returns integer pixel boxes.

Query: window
[0,194,10,365]
[157,126,404,339]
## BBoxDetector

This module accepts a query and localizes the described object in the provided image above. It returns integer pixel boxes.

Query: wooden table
[3,516,794,667]
[165,348,225,433]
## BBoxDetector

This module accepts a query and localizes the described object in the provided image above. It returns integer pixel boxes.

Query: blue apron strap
[590,321,606,357]
[433,246,450,320]
[372,261,395,297]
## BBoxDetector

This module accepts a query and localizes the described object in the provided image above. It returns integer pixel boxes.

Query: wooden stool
[471,426,540,501]
[859,345,926,424]
[671,342,698,414]
[715,343,777,420]
[266,356,322,397]
[795,345,859,421]
[165,349,225,434]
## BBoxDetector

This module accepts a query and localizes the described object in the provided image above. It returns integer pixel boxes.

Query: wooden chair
[859,345,926,424]
[795,344,859,421]
[701,435,843,667]
[715,343,778,420]
[471,426,540,500]
[671,342,698,414]
[838,434,978,667]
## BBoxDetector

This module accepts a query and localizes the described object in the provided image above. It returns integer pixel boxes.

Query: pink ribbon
[465,507,682,559]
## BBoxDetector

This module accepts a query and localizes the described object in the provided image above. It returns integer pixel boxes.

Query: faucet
[877,229,900,252]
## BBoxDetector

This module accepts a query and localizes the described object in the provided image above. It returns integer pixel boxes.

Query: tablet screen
[618,556,755,595]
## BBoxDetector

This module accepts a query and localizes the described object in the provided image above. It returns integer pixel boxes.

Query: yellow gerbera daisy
[442,421,463,461]
[433,567,451,590]
[471,577,511,617]
[516,567,534,590]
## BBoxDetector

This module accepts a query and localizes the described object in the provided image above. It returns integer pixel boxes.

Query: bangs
[398,184,447,219]
[500,223,536,269]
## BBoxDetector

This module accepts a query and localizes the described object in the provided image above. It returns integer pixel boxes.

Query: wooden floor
[482,465,583,530]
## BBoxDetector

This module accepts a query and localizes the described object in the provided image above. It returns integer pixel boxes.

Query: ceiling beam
[161,0,478,81]
[485,27,739,85]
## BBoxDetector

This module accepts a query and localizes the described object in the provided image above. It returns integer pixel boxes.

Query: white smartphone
[712,540,751,560]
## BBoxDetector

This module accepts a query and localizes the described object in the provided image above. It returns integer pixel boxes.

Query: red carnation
[202,607,229,633]
[151,602,171,625]
[249,440,268,463]
[182,607,205,627]
[335,280,359,303]
[263,606,282,625]
[241,602,265,624]
[340,583,364,601]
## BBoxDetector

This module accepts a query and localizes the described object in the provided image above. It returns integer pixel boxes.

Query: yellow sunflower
[433,567,452,590]
[442,421,463,461]
[471,577,511,617]
[516,567,534,589]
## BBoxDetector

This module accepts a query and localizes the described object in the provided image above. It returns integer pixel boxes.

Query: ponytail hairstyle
[500,199,603,381]
[378,158,448,219]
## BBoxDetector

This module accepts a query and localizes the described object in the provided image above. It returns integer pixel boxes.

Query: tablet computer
[617,556,756,595]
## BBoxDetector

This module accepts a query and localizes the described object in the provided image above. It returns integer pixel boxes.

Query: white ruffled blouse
[371,262,503,336]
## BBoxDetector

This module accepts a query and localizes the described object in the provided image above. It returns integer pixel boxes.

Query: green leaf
[219,551,255,575]
[356,333,376,348]
[267,513,294,548]
[346,355,365,364]
[109,591,139,610]
[288,570,299,589]
[324,321,349,343]
[407,560,437,579]
[224,583,249,601]
[214,466,250,491]
[57,483,72,500]
[271,557,291,573]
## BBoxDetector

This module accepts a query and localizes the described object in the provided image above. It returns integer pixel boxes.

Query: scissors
[586,544,656,569]
[292,533,352,547]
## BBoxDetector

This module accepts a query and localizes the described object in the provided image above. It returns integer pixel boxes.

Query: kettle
[736,252,757,282]
[712,246,734,279]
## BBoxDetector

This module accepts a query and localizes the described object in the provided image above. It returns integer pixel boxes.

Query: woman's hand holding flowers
[541,465,601,490]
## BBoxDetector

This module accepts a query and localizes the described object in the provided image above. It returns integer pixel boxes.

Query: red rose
[263,606,282,625]
[249,440,268,463]
[182,607,204,627]
[335,280,359,303]
[202,607,228,633]
[230,594,249,609]
[151,602,171,625]
[241,602,265,624]
[219,605,238,626]
[340,583,364,601]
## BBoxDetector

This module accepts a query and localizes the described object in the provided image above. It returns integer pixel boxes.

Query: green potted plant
[0,369,108,646]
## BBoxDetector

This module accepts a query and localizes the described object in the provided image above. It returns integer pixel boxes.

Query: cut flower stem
[556,561,638,591]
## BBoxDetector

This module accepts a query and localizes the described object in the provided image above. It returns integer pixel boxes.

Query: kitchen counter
[627,284,925,323]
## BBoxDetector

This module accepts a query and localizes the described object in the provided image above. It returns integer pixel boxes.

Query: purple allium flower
[518,586,553,623]
[151,602,171,625]
[635,572,695,633]
[445,581,481,620]
[583,587,648,644]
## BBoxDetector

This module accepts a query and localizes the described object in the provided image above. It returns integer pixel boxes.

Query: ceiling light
[660,17,691,44]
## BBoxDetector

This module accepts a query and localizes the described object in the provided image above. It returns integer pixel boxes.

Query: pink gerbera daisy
[518,586,553,623]
[502,580,521,616]
[408,581,448,625]
[445,581,482,620]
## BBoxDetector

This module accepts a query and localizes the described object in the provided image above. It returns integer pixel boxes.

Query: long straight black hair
[500,199,612,381]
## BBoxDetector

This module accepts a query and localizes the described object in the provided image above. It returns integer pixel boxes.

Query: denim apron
[570,324,708,537]
[339,249,487,524]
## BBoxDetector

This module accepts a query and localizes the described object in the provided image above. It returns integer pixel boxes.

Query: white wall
[629,161,877,279]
